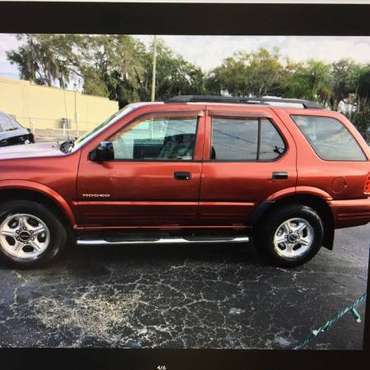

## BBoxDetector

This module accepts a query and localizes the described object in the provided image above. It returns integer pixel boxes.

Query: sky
[2,34,370,80]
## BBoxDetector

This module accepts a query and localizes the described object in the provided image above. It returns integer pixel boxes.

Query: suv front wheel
[0,200,68,268]
[256,204,324,267]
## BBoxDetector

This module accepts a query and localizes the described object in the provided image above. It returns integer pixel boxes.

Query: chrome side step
[77,236,250,246]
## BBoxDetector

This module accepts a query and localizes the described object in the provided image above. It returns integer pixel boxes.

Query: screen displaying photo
[0,33,368,351]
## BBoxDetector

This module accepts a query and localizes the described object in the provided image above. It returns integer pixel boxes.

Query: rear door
[198,106,297,226]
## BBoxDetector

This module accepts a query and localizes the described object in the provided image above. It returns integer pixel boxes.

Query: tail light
[365,173,370,195]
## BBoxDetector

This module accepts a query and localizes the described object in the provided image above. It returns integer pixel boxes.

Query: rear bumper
[329,197,370,228]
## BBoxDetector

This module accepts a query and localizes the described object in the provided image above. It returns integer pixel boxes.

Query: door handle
[174,171,192,180]
[272,171,288,180]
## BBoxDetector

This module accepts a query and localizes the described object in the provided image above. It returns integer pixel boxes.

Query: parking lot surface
[0,225,368,349]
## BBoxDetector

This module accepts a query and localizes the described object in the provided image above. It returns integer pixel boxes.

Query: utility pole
[74,82,79,137]
[151,35,157,102]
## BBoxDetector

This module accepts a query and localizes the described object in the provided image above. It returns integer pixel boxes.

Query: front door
[76,111,205,227]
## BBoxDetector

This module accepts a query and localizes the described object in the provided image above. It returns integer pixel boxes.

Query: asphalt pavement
[0,224,368,349]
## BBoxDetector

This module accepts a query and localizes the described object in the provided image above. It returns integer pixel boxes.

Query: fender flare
[0,180,76,227]
[266,186,333,202]
[250,186,333,225]
[250,186,335,250]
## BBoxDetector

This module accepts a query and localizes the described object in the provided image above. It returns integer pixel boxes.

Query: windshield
[69,103,147,152]
[0,112,21,132]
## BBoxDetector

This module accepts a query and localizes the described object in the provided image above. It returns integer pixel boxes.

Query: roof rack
[166,95,323,109]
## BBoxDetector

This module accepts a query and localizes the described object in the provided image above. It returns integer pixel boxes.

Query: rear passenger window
[260,119,286,160]
[211,117,286,161]
[291,115,366,161]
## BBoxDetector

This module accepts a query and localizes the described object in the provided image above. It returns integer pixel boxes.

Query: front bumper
[329,197,370,228]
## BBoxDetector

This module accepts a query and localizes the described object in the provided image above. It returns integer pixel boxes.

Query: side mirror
[89,141,114,162]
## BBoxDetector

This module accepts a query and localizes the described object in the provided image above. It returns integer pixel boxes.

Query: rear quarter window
[291,115,366,161]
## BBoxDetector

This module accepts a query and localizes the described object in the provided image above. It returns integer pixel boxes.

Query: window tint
[291,115,366,161]
[110,116,197,160]
[211,117,285,161]
[211,118,258,160]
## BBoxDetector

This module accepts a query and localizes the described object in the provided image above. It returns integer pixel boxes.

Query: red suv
[0,95,369,268]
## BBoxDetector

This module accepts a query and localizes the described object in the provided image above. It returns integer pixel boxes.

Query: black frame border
[1,2,370,35]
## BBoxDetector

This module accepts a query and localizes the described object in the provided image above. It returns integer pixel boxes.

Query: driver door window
[110,115,198,161]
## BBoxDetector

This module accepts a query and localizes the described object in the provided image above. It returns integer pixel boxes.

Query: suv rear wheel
[255,204,324,267]
[0,200,67,268]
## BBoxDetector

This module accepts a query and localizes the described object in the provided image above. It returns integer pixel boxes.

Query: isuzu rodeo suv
[0,95,369,268]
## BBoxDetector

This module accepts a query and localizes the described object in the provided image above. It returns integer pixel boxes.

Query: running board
[77,236,250,246]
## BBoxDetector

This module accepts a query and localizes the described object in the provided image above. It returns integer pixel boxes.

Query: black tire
[255,204,324,268]
[0,200,68,268]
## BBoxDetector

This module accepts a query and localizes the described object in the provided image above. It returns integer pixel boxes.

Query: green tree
[283,60,313,98]
[330,60,360,109]
[140,39,205,102]
[75,36,205,106]
[205,48,286,97]
[351,66,370,140]
[76,35,147,106]
[357,66,370,105]
[285,60,332,104]
[7,34,79,88]
[7,34,148,106]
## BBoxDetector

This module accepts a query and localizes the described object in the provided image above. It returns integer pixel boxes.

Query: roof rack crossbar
[166,95,323,109]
